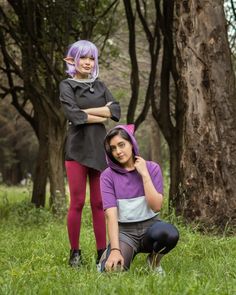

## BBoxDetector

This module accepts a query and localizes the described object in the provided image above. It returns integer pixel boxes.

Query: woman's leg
[120,241,135,270]
[88,168,106,252]
[142,220,179,254]
[141,220,179,268]
[66,161,87,250]
[100,241,135,272]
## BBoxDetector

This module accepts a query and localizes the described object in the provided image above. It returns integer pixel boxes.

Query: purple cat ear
[125,124,135,134]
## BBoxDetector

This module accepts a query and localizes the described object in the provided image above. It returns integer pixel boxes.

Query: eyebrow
[110,141,125,147]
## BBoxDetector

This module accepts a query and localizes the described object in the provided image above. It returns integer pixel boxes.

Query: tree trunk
[31,116,48,207]
[174,0,236,230]
[149,116,162,164]
[48,117,67,215]
[2,161,23,185]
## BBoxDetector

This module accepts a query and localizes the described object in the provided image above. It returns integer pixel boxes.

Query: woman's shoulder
[101,167,113,178]
[101,167,119,183]
[60,78,80,89]
[94,78,107,88]
[146,161,161,172]
[60,78,72,85]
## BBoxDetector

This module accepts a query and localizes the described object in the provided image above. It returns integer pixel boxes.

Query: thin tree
[123,0,179,208]
[123,0,162,129]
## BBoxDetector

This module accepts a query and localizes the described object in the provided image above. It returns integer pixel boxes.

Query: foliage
[224,0,236,59]
[0,186,235,295]
[0,185,52,225]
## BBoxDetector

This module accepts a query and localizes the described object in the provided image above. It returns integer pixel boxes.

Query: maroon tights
[65,161,106,250]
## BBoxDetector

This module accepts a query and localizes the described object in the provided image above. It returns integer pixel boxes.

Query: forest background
[0,1,236,294]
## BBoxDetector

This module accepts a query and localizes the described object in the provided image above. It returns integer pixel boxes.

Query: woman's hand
[105,249,124,272]
[134,156,163,212]
[134,156,149,177]
[84,113,108,123]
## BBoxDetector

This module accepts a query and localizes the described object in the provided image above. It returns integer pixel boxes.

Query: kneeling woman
[99,125,179,274]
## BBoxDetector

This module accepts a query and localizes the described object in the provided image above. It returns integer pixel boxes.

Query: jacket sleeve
[104,87,121,122]
[59,80,88,126]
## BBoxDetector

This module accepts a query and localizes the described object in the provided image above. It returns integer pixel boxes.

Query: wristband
[110,248,121,253]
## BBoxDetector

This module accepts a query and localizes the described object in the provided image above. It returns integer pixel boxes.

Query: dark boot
[96,248,106,271]
[69,249,82,268]
[96,248,106,264]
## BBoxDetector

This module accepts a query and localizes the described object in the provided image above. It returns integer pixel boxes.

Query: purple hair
[65,40,99,79]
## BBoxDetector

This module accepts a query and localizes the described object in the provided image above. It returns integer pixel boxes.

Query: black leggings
[102,220,179,271]
[141,220,179,254]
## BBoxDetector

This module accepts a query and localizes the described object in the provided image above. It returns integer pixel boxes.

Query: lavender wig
[65,40,99,80]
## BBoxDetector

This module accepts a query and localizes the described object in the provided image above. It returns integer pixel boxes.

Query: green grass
[0,185,235,295]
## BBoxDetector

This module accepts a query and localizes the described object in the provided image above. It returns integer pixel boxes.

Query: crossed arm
[83,102,112,123]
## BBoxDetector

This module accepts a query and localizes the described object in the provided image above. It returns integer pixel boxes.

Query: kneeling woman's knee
[167,225,179,248]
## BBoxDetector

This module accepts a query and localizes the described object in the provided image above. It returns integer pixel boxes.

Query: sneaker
[153,265,165,276]
[147,254,166,276]
[69,249,82,268]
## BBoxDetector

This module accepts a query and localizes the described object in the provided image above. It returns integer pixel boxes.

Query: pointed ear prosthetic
[63,57,75,65]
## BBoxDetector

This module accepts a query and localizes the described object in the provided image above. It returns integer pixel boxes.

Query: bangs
[74,41,98,61]
[79,46,96,58]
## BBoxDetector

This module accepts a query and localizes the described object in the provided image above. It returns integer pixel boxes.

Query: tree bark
[151,0,179,210]
[31,113,48,207]
[149,116,162,164]
[48,116,67,214]
[123,0,140,124]
[175,0,236,230]
[2,161,23,185]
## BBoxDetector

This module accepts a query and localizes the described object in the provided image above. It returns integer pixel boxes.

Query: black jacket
[59,78,121,171]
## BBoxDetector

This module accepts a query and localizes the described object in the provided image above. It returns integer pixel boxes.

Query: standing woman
[100,125,179,274]
[59,40,120,268]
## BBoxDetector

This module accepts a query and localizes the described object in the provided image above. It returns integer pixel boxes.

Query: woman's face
[109,134,134,168]
[75,55,95,79]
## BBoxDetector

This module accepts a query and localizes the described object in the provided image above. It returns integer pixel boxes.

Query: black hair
[104,128,133,164]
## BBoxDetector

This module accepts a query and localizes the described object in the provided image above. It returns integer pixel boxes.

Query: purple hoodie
[100,125,163,223]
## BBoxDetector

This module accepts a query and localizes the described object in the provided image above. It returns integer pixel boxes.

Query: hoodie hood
[104,124,139,174]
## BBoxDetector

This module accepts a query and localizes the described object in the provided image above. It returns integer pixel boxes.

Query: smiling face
[64,40,99,79]
[109,134,134,169]
[75,55,95,79]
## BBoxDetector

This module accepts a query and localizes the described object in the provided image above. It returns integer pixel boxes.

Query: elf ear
[63,57,75,65]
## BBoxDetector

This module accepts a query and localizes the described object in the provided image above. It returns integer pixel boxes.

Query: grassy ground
[0,185,235,295]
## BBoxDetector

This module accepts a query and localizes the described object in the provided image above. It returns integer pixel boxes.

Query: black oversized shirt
[59,78,121,171]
